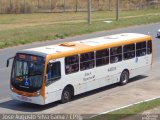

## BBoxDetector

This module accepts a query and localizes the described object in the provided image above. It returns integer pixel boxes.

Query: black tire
[61,88,72,103]
[120,70,129,86]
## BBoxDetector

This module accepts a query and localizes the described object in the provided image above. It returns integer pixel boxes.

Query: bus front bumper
[10,91,45,105]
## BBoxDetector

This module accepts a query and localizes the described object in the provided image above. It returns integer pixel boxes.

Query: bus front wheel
[120,70,129,86]
[61,88,72,103]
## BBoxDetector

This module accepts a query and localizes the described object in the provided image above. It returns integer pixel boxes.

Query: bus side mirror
[6,60,9,67]
[6,56,15,67]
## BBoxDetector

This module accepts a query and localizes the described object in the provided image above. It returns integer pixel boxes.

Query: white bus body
[9,33,153,105]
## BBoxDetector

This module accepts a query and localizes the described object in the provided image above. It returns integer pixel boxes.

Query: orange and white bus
[7,33,153,105]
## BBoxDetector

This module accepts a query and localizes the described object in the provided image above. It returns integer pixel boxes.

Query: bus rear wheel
[120,70,129,86]
[61,88,72,103]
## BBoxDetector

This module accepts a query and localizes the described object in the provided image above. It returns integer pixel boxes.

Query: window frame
[136,41,147,57]
[123,44,135,60]
[96,48,109,67]
[65,55,79,75]
[110,46,122,64]
[80,52,95,71]
[147,40,152,55]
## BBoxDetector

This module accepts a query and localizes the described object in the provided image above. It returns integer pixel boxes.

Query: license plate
[17,95,30,102]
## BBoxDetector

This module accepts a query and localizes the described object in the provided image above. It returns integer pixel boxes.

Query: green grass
[0,8,160,48]
[91,98,160,120]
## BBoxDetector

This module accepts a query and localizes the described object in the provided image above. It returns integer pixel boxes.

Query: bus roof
[18,33,151,58]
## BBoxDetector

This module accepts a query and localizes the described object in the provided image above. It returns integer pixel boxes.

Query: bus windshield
[11,54,44,93]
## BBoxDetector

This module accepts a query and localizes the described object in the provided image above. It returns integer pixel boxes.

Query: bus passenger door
[45,60,62,104]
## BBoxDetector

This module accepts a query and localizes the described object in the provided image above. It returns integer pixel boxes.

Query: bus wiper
[29,73,42,76]
[17,74,28,77]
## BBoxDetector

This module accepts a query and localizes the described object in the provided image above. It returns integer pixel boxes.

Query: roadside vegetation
[91,98,160,120]
[0,0,157,13]
[0,8,160,48]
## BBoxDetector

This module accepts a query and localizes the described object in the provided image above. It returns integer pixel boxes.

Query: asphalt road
[0,23,160,114]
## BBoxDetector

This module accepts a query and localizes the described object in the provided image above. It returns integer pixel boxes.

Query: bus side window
[110,46,122,64]
[96,49,109,67]
[80,52,95,71]
[46,61,61,85]
[147,41,152,54]
[136,42,146,57]
[65,55,79,74]
[123,44,135,60]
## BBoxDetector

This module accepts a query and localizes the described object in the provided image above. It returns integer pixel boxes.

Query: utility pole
[108,0,111,11]
[116,0,119,21]
[76,0,78,12]
[24,0,26,13]
[87,0,91,24]
[9,0,12,13]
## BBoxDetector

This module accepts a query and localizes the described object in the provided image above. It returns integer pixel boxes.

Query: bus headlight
[36,90,41,96]
[11,87,14,91]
